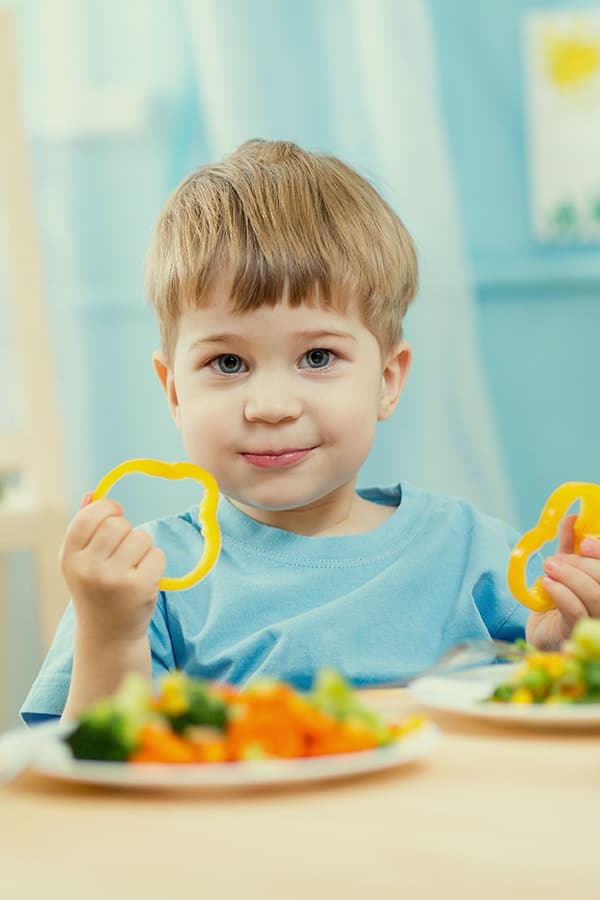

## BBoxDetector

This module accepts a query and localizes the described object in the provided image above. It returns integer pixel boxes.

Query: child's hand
[59,494,166,644]
[526,514,600,650]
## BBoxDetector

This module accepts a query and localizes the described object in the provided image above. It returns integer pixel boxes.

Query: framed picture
[524,10,600,243]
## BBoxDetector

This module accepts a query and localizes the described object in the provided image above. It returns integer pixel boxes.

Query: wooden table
[1,690,599,900]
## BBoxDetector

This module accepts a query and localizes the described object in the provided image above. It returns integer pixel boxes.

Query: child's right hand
[59,496,166,645]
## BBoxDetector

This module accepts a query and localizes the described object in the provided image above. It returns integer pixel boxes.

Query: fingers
[135,547,167,586]
[543,538,600,622]
[62,498,125,556]
[62,494,166,578]
[63,503,160,567]
[62,495,167,599]
[90,516,134,560]
[110,528,154,569]
[540,576,589,633]
[580,535,600,560]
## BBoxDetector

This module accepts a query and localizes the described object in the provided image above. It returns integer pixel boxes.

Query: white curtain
[10,0,515,522]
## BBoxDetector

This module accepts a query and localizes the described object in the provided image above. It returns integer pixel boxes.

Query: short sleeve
[19,594,176,726]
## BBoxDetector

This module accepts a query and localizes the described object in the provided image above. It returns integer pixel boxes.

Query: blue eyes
[212,354,246,375]
[209,349,333,374]
[303,349,331,369]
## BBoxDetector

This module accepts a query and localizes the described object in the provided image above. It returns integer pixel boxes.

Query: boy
[21,140,600,724]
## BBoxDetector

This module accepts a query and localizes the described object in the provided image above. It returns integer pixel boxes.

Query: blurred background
[1,0,599,727]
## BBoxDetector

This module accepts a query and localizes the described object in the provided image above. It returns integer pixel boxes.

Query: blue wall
[5,0,600,729]
[17,0,600,535]
[429,0,600,529]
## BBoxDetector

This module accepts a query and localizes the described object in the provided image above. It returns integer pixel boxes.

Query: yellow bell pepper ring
[90,459,221,592]
[508,482,600,613]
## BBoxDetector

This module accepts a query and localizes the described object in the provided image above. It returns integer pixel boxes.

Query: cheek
[323,392,379,453]
[178,381,230,423]
[331,378,381,425]
[177,394,227,454]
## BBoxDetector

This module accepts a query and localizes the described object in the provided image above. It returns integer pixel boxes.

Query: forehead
[175,300,368,354]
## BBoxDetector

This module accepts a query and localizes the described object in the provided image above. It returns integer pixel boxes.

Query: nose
[243,374,302,424]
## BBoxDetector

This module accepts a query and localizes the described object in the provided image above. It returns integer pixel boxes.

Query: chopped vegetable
[487,619,600,705]
[64,669,424,764]
[66,674,156,761]
[151,671,229,733]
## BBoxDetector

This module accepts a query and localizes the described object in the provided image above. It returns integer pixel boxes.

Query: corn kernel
[511,688,534,704]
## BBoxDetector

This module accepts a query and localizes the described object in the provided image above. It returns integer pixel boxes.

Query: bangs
[146,141,418,358]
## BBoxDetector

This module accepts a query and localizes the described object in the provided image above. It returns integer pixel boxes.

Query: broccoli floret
[66,705,139,761]
[65,674,155,761]
[165,680,228,734]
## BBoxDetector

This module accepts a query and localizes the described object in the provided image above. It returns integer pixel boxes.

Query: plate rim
[31,721,441,789]
[408,663,600,727]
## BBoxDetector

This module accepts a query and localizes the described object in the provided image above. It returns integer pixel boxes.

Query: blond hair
[145,140,418,360]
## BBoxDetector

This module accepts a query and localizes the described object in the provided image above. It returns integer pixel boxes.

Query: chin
[239,496,312,513]
[229,487,327,513]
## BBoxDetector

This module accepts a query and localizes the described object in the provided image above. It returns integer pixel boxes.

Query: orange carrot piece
[135,723,196,763]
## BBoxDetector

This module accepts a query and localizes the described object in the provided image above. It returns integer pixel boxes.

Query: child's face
[154,284,410,527]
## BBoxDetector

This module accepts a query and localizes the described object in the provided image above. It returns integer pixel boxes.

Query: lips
[241,448,315,469]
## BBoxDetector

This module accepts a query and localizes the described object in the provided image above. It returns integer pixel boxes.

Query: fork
[378,638,527,690]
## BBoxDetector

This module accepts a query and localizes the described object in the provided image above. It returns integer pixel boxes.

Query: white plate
[31,722,440,789]
[409,664,600,729]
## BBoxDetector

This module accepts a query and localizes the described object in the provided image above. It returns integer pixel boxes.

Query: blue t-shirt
[20,483,535,724]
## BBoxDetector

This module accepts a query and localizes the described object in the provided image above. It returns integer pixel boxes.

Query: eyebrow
[188,329,356,353]
[297,330,357,342]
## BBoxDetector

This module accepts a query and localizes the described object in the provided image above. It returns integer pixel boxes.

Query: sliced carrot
[135,723,197,763]
[192,740,230,763]
[125,676,413,764]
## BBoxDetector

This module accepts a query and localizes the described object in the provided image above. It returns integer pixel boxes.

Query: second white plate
[409,664,600,729]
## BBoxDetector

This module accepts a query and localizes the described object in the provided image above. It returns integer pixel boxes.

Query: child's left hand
[526,514,600,650]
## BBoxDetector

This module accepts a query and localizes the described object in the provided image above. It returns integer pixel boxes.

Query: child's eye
[210,354,247,375]
[300,349,333,369]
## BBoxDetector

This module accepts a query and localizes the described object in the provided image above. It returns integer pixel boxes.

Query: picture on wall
[524,10,600,243]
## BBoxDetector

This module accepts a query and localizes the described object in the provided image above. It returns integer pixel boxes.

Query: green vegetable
[518,667,550,700]
[568,619,600,661]
[65,674,155,762]
[583,660,600,696]
[163,679,228,734]
[310,669,394,745]
[311,669,356,719]
[490,684,515,703]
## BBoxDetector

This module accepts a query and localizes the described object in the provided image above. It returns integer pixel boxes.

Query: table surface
[1,689,599,900]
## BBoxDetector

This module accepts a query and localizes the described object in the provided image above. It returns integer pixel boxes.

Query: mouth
[241,447,316,469]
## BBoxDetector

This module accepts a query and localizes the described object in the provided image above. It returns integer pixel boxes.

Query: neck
[228,483,394,537]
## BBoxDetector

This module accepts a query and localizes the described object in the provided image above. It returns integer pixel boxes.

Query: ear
[378,341,411,421]
[152,350,181,429]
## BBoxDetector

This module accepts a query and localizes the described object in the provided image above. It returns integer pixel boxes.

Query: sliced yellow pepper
[508,482,600,613]
[91,459,221,592]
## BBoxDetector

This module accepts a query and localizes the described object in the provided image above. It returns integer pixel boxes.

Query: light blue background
[3,0,600,727]
[10,0,597,532]
[430,0,600,526]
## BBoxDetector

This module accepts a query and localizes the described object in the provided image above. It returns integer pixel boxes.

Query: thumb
[557,513,577,554]
[80,491,94,509]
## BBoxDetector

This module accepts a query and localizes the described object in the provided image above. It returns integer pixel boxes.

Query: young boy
[21,140,600,724]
